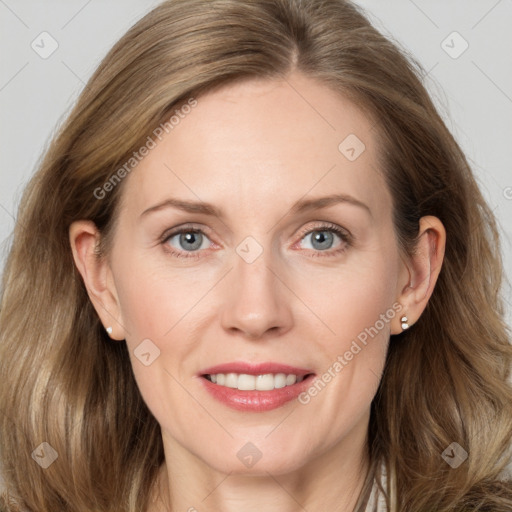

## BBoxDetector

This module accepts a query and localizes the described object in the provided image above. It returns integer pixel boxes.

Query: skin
[70,72,445,512]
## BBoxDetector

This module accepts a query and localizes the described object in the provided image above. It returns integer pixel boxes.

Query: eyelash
[160,222,352,259]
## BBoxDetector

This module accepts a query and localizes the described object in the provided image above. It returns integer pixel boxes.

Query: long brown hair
[1,1,511,510]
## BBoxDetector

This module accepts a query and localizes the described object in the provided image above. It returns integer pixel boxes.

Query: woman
[0,0,511,510]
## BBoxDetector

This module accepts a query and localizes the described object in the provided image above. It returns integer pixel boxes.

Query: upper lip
[200,362,314,377]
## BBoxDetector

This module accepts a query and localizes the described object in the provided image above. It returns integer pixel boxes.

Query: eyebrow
[140,193,371,219]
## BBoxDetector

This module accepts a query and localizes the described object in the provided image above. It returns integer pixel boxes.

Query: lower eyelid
[304,243,348,257]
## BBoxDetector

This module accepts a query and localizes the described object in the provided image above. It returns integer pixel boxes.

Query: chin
[201,441,311,476]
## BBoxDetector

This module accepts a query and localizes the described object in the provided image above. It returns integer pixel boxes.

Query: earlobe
[392,216,446,334]
[69,221,126,340]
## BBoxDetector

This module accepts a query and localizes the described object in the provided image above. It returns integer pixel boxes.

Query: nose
[220,248,294,340]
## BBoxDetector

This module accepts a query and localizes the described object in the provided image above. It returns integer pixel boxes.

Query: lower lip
[199,375,315,412]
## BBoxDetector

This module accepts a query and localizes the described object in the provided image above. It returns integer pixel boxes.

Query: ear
[391,215,446,334]
[69,220,126,340]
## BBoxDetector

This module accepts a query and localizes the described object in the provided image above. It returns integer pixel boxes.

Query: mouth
[198,362,316,411]
[202,372,314,390]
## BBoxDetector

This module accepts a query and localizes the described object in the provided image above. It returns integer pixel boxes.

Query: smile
[199,363,316,412]
[204,372,307,391]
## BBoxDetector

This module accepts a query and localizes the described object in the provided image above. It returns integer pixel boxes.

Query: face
[104,73,405,476]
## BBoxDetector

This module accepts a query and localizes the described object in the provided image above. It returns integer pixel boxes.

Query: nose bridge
[235,242,276,298]
[220,236,292,338]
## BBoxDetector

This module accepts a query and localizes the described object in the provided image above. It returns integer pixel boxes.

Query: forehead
[121,73,390,222]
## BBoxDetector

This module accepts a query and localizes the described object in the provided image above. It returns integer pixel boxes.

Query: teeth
[274,373,286,389]
[225,373,238,388]
[286,374,297,386]
[256,374,274,390]
[206,373,306,391]
[239,374,256,390]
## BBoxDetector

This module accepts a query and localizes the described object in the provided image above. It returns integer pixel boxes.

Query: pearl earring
[106,326,113,335]
[400,316,409,330]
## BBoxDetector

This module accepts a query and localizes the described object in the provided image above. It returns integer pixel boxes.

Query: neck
[151,423,372,512]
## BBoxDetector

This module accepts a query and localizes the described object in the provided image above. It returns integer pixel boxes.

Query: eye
[160,222,351,259]
[301,230,338,251]
[163,227,212,257]
[296,223,351,256]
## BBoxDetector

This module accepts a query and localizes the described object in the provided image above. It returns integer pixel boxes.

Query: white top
[365,479,388,511]
[361,464,391,512]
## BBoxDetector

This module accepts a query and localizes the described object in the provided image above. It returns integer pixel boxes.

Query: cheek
[111,256,211,392]
[112,252,209,341]
[296,254,396,416]
[112,262,203,432]
[303,255,397,345]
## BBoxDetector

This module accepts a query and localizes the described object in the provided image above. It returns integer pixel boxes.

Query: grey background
[0,0,511,488]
